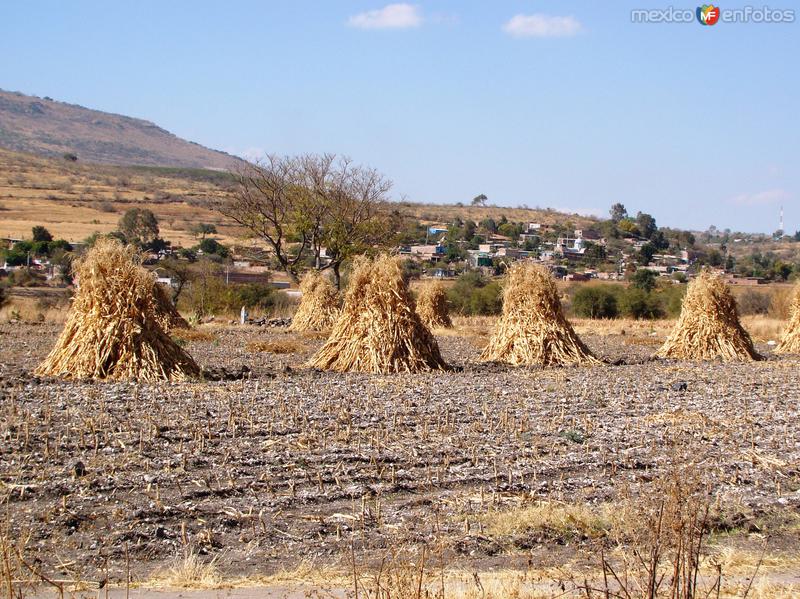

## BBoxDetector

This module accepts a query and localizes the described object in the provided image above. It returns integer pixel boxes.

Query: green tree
[497,222,519,239]
[197,237,230,259]
[463,220,477,240]
[771,260,792,281]
[706,249,724,267]
[635,212,657,239]
[620,287,662,319]
[583,243,607,266]
[191,223,218,240]
[118,208,159,247]
[572,286,619,318]
[638,243,657,265]
[479,218,497,233]
[446,272,502,315]
[31,226,53,243]
[630,269,658,293]
[471,194,488,207]
[609,203,628,223]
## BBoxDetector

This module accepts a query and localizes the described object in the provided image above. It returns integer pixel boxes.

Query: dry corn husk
[773,282,800,353]
[153,282,190,332]
[656,270,761,361]
[289,270,341,332]
[308,255,448,373]
[36,238,200,380]
[481,262,600,366]
[416,281,453,329]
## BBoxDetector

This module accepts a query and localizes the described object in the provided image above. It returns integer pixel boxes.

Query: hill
[0,89,242,169]
[0,148,607,248]
[0,148,237,247]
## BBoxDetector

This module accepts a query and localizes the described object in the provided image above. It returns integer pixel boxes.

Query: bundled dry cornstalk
[308,255,448,373]
[480,262,600,366]
[288,271,341,332]
[36,238,200,381]
[656,270,761,361]
[773,282,800,354]
[416,281,453,329]
[153,282,190,331]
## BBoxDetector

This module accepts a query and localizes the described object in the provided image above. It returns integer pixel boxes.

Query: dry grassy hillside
[0,148,241,247]
[399,201,600,229]
[0,89,241,169]
[0,149,606,249]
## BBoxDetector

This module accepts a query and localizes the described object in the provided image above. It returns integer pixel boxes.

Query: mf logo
[697,4,721,25]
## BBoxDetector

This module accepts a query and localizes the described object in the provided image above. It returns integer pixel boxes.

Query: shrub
[571,285,619,318]
[736,289,771,315]
[196,238,230,258]
[447,272,502,315]
[179,278,281,317]
[228,283,275,311]
[656,284,686,318]
[32,226,53,242]
[620,287,663,319]
[630,269,658,292]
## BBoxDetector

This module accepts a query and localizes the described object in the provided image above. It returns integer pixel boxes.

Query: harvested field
[1,320,799,595]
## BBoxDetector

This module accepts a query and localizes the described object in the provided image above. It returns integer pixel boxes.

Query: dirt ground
[1,320,799,596]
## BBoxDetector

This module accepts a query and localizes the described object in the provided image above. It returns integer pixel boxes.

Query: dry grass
[402,200,598,229]
[246,339,306,354]
[416,281,453,329]
[572,317,674,338]
[775,282,800,353]
[742,314,784,343]
[480,500,617,543]
[657,271,762,361]
[0,148,238,247]
[481,262,600,366]
[35,238,200,380]
[289,271,341,332]
[0,299,68,323]
[309,255,448,373]
[150,552,222,589]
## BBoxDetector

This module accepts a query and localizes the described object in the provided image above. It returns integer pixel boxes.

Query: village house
[407,244,446,262]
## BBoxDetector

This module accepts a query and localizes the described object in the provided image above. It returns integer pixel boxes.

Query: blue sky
[1,1,797,233]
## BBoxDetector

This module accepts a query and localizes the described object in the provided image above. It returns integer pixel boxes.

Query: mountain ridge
[0,89,243,170]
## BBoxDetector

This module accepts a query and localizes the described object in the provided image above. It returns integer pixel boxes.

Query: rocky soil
[1,322,798,585]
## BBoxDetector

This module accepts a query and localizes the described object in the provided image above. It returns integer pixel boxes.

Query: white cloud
[729,189,790,206]
[348,3,422,29]
[503,14,582,38]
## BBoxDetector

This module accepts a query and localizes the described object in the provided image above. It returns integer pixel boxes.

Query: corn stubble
[35,238,200,381]
[480,262,599,366]
[308,255,448,373]
[416,281,453,329]
[656,271,762,361]
[288,270,341,332]
[775,282,800,354]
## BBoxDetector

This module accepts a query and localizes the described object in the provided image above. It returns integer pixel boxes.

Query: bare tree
[218,154,395,287]
[217,156,309,284]
[303,155,396,287]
